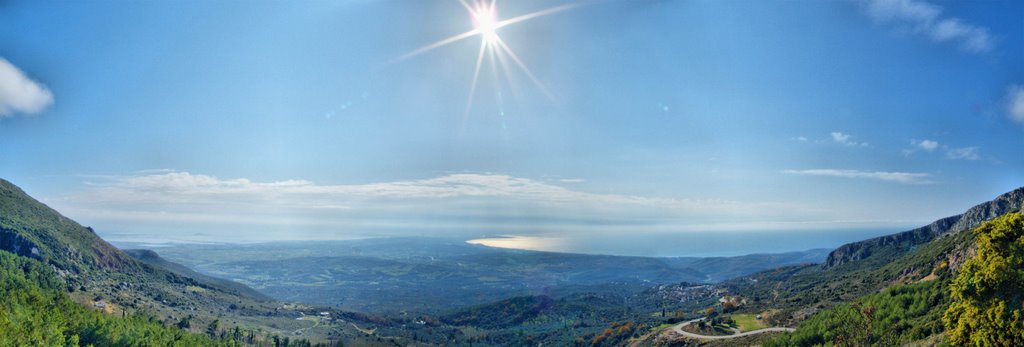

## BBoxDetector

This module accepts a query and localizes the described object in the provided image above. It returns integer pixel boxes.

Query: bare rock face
[0,227,42,260]
[945,240,977,273]
[823,187,1024,269]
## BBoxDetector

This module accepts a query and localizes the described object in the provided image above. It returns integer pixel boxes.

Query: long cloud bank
[44,171,873,242]
[783,169,932,185]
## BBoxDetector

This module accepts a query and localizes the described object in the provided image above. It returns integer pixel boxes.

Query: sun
[389,0,579,117]
[471,3,499,44]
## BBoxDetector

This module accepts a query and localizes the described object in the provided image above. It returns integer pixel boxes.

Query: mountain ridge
[823,187,1024,268]
[706,186,1024,346]
[0,178,134,272]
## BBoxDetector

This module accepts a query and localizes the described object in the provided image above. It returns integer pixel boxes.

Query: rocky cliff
[823,187,1024,268]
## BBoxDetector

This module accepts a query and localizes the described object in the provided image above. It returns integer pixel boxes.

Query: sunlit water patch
[467,228,905,257]
[465,235,569,252]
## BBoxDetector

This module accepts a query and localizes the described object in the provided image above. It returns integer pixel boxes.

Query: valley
[117,238,829,314]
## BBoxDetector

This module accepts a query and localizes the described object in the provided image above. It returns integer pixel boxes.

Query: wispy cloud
[946,146,980,160]
[0,58,54,117]
[831,132,868,147]
[784,169,932,184]
[902,139,939,156]
[915,139,939,151]
[47,171,821,241]
[1007,85,1024,124]
[903,140,983,161]
[857,0,993,53]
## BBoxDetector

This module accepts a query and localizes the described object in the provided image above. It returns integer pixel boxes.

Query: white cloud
[930,18,992,52]
[831,132,868,147]
[1006,85,1024,124]
[784,169,932,184]
[915,139,939,151]
[48,171,818,241]
[858,0,993,53]
[903,139,940,156]
[863,0,938,22]
[946,146,980,160]
[0,58,54,117]
[69,172,791,213]
[831,132,850,143]
[904,140,983,160]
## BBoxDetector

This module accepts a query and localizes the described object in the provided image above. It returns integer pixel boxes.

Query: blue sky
[0,0,1022,248]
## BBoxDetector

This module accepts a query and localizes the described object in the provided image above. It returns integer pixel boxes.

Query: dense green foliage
[764,279,950,346]
[764,213,1024,347]
[0,250,244,346]
[944,212,1024,346]
[442,295,556,329]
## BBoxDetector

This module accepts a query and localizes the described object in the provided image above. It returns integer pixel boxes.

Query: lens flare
[388,0,579,118]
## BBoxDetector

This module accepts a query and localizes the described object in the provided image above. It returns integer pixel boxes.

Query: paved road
[671,317,795,340]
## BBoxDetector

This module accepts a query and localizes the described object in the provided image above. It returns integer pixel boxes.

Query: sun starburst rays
[492,35,553,101]
[389,0,575,119]
[464,39,487,121]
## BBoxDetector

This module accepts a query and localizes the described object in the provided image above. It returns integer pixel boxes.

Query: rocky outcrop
[0,227,41,259]
[823,187,1024,269]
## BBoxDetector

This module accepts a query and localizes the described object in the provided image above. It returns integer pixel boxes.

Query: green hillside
[0,178,398,346]
[0,249,243,346]
[0,179,134,273]
[622,188,1022,346]
[0,178,297,337]
[743,212,1024,346]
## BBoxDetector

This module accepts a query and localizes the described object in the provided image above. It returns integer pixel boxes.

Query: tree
[721,300,737,312]
[206,319,220,338]
[944,212,1024,346]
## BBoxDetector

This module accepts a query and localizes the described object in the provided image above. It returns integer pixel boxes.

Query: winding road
[670,317,794,340]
